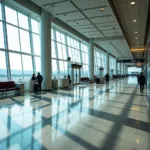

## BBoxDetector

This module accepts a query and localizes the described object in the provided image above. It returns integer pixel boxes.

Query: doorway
[73,68,80,85]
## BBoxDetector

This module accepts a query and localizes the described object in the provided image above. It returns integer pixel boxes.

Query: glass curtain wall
[109,57,116,72]
[0,3,40,81]
[117,63,120,74]
[94,49,106,76]
[0,3,89,81]
[51,28,89,78]
[81,44,89,77]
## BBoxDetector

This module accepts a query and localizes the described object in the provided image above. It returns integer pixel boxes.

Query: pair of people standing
[31,72,43,92]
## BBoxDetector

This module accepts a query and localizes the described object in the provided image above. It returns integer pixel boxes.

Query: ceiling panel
[90,16,114,24]
[56,12,85,22]
[32,0,64,5]
[31,0,134,59]
[68,19,92,27]
[72,0,106,9]
[44,1,77,14]
[83,8,110,18]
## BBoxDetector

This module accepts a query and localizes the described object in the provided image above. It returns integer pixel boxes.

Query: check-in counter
[52,79,58,89]
[58,79,69,88]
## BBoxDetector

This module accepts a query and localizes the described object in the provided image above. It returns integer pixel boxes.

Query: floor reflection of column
[6,108,11,149]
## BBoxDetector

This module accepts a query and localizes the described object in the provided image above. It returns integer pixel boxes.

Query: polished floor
[0,77,150,150]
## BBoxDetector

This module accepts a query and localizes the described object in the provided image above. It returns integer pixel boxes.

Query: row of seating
[0,81,19,98]
[80,77,94,84]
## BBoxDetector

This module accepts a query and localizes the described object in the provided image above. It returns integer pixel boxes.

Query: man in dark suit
[138,72,146,93]
[37,72,43,92]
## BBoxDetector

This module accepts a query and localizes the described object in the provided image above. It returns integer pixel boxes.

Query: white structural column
[119,63,121,74]
[115,59,118,75]
[40,9,52,90]
[89,39,94,80]
[106,52,109,74]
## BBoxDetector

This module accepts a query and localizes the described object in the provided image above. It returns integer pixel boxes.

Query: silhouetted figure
[31,74,37,81]
[68,75,71,85]
[138,72,146,93]
[105,73,110,84]
[37,72,43,92]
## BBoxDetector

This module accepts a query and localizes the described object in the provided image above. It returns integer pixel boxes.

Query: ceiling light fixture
[136,37,138,39]
[100,8,105,11]
[131,1,135,5]
[135,32,138,34]
[133,20,137,22]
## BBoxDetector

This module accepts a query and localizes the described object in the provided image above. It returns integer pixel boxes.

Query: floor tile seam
[92,103,149,114]
[105,100,148,107]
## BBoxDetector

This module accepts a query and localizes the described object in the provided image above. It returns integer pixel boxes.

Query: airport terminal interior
[0,0,150,150]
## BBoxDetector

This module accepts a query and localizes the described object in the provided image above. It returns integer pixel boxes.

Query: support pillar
[119,63,121,75]
[115,59,117,75]
[89,39,94,81]
[40,10,52,90]
[106,53,109,74]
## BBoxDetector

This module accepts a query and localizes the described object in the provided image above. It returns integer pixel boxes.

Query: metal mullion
[2,2,11,81]
[64,33,69,75]
[29,16,35,73]
[53,28,59,77]
[17,11,24,81]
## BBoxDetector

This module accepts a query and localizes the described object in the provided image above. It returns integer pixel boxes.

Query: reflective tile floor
[0,77,150,150]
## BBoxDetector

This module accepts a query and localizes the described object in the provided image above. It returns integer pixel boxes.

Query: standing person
[68,75,71,85]
[138,72,146,93]
[31,74,38,93]
[37,72,43,92]
[105,73,110,84]
[31,74,37,81]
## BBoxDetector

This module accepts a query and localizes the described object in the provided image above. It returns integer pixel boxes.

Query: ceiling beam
[93,36,125,42]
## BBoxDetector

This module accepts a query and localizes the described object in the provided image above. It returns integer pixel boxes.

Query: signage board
[117,59,144,63]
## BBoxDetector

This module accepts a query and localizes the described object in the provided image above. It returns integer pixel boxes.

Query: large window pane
[7,24,20,51]
[0,3,2,20]
[56,31,61,42]
[20,29,31,53]
[57,43,63,59]
[52,59,58,77]
[9,53,23,81]
[0,51,7,81]
[52,41,56,58]
[31,19,39,34]
[51,29,54,40]
[61,33,65,44]
[0,22,4,48]
[59,61,64,77]
[33,34,40,55]
[67,37,71,46]
[22,55,33,81]
[61,45,67,60]
[35,57,41,72]
[64,61,67,75]
[18,13,29,30]
[5,6,18,25]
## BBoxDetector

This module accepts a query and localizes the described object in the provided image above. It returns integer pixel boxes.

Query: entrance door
[73,68,80,85]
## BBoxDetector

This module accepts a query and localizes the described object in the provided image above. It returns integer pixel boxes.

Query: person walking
[138,72,146,93]
[105,73,110,84]
[37,72,43,92]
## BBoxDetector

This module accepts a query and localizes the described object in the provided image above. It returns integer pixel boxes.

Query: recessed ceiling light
[100,8,105,11]
[135,32,138,34]
[137,46,139,47]
[133,20,137,22]
[131,1,135,5]
[136,37,138,39]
